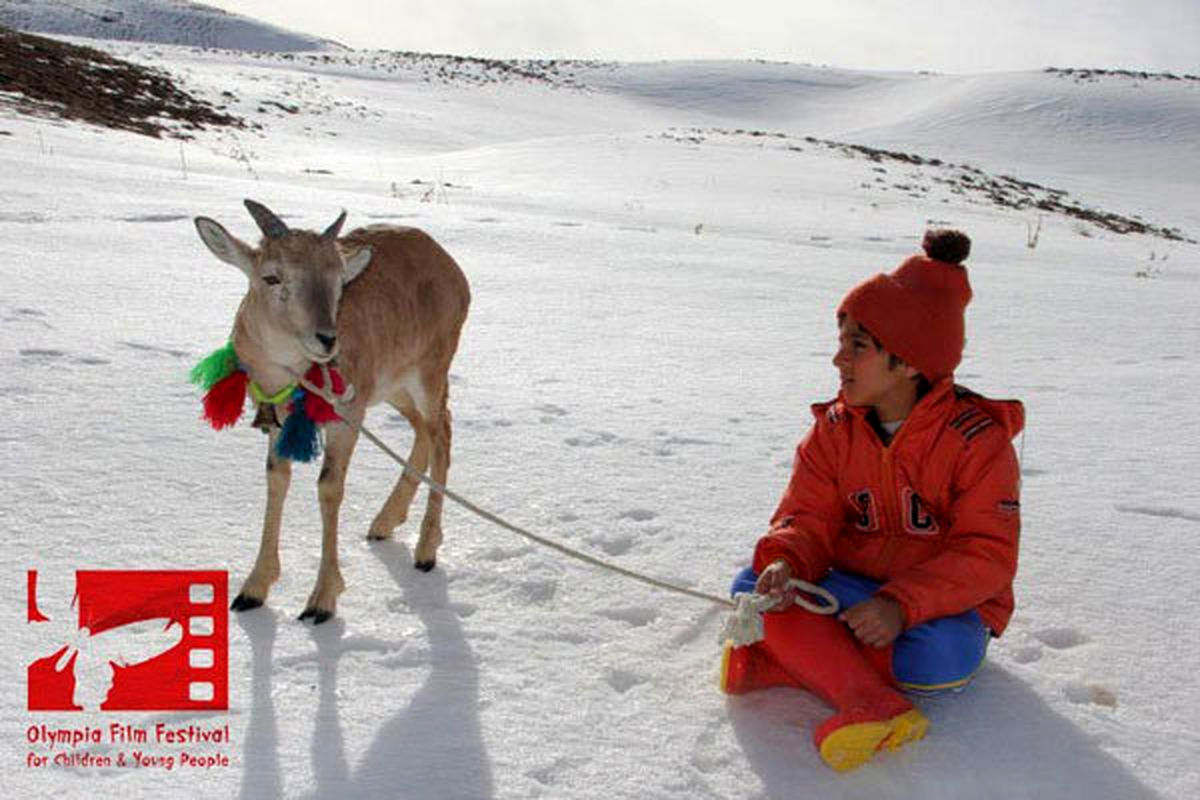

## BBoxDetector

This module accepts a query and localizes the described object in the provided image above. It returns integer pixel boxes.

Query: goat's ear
[342,246,372,285]
[194,216,256,277]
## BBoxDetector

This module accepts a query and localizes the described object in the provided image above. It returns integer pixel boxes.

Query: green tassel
[190,341,239,391]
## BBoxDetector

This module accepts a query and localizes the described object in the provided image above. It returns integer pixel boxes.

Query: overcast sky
[203,0,1198,74]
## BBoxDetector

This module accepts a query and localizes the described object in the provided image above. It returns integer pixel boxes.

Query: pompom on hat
[837,229,973,380]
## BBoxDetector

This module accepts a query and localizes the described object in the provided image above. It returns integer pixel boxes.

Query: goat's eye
[262,275,281,286]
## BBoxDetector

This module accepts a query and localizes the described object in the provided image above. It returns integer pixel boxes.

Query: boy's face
[833,314,920,422]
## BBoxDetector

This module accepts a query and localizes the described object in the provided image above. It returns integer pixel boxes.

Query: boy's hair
[839,311,928,388]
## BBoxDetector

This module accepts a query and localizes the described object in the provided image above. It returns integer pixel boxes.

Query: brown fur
[194,206,470,622]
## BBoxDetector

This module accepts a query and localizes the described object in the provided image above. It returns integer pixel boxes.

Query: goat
[193,199,470,623]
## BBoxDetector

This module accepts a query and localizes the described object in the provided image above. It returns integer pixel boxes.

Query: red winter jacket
[753,379,1024,635]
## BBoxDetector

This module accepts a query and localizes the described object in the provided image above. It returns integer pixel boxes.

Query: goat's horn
[244,199,289,239]
[322,209,348,241]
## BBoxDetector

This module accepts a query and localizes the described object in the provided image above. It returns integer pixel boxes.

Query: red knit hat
[837,230,973,380]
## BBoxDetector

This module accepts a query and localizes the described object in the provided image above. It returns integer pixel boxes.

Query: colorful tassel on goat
[275,389,321,462]
[302,364,346,424]
[190,341,239,391]
[202,370,249,430]
[192,339,350,463]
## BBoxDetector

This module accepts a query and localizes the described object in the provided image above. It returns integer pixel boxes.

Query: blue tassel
[275,390,321,462]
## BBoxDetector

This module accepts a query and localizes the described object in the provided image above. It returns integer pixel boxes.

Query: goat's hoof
[414,559,436,573]
[366,530,393,541]
[231,594,264,612]
[298,607,334,625]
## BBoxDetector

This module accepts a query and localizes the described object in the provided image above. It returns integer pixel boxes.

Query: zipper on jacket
[877,439,904,574]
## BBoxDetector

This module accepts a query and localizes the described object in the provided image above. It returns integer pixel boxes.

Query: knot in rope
[718,579,840,647]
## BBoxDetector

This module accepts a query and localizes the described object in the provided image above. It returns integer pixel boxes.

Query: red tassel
[303,364,345,423]
[203,370,249,429]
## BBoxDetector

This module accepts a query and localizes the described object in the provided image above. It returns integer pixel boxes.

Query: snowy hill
[1,27,1198,800]
[0,0,340,51]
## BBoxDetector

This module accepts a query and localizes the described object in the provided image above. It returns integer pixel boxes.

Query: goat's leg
[367,405,431,540]
[300,414,362,624]
[233,431,291,611]
[413,403,451,571]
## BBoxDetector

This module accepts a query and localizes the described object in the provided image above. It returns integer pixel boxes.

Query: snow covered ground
[2,12,1199,800]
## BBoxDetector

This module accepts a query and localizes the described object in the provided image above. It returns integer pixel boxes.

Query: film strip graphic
[28,570,229,711]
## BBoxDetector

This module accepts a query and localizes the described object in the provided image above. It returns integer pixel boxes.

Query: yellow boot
[815,705,930,772]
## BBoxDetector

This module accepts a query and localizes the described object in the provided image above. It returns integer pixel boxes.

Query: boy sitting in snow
[722,229,1024,772]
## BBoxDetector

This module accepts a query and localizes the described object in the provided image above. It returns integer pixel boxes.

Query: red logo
[27,570,228,711]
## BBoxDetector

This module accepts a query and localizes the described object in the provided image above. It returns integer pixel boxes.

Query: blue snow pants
[730,567,990,695]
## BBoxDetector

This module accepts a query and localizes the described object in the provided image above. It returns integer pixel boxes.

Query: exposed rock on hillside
[0,25,247,138]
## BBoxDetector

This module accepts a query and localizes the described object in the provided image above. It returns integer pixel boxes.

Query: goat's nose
[316,332,337,351]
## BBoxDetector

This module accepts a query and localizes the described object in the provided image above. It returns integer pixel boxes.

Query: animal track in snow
[1115,504,1200,523]
[617,508,657,522]
[119,341,189,358]
[117,213,188,223]
[1032,627,1088,649]
[536,403,569,419]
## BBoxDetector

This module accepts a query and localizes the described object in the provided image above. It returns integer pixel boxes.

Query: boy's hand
[840,595,905,647]
[755,560,797,612]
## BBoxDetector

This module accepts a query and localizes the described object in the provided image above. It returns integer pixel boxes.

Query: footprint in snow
[4,308,53,329]
[515,578,557,606]
[597,606,658,627]
[482,544,533,561]
[1010,644,1043,664]
[588,532,634,556]
[604,667,650,694]
[1032,627,1088,649]
[564,431,617,447]
[1115,504,1200,523]
[1064,681,1118,708]
[19,348,65,361]
[618,509,657,522]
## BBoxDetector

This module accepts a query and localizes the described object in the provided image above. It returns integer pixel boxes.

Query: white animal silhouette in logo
[31,572,183,711]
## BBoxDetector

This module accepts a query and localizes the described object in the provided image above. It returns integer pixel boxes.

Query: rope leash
[285,365,838,634]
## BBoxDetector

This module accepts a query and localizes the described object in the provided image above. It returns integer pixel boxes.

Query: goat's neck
[232,312,309,396]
